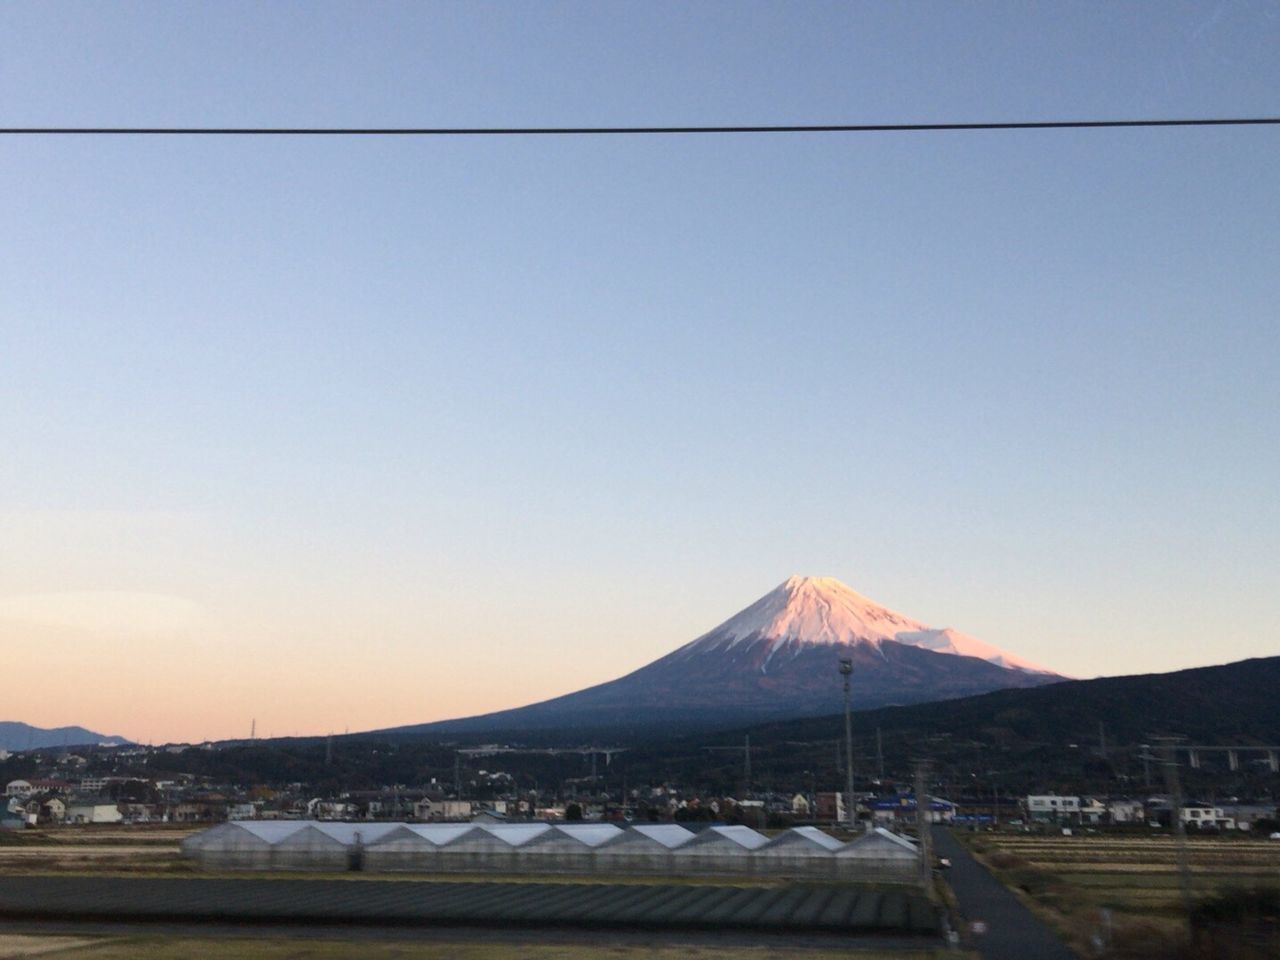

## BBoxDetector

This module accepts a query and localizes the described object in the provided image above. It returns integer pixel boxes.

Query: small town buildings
[1079,797,1108,825]
[65,800,123,824]
[1218,803,1277,830]
[415,798,473,821]
[24,795,66,824]
[870,794,956,825]
[1180,804,1235,830]
[5,779,71,799]
[1025,795,1081,823]
[2,797,26,830]
[1107,799,1145,823]
[814,792,847,822]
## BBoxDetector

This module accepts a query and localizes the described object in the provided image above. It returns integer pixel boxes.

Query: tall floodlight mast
[839,657,855,830]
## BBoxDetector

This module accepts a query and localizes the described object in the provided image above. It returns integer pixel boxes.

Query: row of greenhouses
[180,820,919,881]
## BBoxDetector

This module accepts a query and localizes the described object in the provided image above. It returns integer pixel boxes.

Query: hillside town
[5,744,1277,837]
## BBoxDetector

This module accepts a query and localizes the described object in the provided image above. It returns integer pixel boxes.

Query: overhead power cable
[2,117,1279,136]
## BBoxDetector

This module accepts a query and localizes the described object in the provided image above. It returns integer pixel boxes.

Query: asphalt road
[932,826,1076,960]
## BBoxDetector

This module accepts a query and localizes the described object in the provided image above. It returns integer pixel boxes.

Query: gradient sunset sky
[2,2,1277,744]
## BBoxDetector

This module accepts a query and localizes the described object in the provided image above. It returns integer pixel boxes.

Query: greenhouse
[757,826,845,877]
[592,822,693,874]
[362,823,474,872]
[834,826,919,882]
[670,824,770,875]
[181,819,921,882]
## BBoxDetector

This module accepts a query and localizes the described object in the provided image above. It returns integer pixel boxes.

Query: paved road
[932,827,1076,960]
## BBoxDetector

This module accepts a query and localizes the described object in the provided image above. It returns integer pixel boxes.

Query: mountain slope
[0,721,131,752]
[727,655,1280,749]
[588,655,1280,795]
[382,576,1060,739]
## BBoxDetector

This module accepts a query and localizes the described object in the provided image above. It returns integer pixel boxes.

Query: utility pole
[876,726,884,781]
[744,735,751,799]
[1153,736,1193,929]
[914,759,934,897]
[1099,721,1107,760]
[840,657,856,830]
[991,772,1000,829]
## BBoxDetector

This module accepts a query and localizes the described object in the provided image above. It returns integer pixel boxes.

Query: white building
[66,801,123,824]
[415,799,474,821]
[1181,805,1235,830]
[1107,799,1145,823]
[1025,795,1080,822]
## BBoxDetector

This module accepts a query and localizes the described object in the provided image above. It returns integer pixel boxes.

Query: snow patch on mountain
[680,575,1053,674]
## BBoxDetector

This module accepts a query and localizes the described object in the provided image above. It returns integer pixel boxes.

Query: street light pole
[840,657,855,831]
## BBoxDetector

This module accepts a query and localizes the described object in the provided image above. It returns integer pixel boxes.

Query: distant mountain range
[0,721,131,752]
[378,575,1062,739]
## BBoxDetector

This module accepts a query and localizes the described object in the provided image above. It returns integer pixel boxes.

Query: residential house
[1107,799,1145,824]
[65,799,123,824]
[1025,795,1081,823]
[1080,797,1108,824]
[870,794,956,825]
[415,798,474,821]
[1180,803,1235,830]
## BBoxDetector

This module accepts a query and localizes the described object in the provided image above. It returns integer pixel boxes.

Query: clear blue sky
[2,2,1277,742]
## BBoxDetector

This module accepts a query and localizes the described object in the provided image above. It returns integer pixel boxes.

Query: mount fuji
[384,576,1063,738]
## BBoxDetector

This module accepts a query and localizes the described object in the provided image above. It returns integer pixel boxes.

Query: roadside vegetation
[957,829,1279,958]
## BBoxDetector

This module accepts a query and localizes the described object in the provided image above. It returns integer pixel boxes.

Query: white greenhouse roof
[622,824,695,849]
[688,825,770,850]
[551,824,624,847]
[478,823,554,847]
[762,826,843,851]
[230,820,311,844]
[837,827,918,856]
[403,823,476,846]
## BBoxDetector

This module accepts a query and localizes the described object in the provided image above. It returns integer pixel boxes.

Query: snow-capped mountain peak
[681,575,1053,674]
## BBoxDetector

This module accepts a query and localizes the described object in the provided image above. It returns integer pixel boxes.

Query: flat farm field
[961,831,1280,956]
[0,825,199,875]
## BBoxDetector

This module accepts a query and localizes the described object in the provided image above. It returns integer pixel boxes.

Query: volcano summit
[385,576,1062,738]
